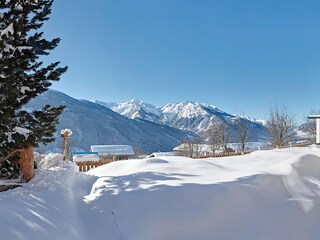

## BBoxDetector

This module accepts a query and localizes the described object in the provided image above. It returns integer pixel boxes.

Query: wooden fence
[75,155,129,172]
[76,159,113,172]
[193,151,244,159]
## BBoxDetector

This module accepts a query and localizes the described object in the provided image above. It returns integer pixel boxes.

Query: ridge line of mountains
[26,89,266,153]
[92,98,266,136]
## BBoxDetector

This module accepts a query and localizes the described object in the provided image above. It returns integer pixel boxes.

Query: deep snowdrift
[1,147,320,240]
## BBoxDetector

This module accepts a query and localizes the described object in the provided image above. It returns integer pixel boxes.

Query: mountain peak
[111,99,161,121]
[129,98,143,104]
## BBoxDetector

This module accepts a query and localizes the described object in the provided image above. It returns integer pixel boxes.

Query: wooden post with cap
[60,129,72,160]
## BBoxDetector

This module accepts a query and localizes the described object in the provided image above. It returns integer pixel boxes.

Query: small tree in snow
[0,1,67,177]
[207,118,232,153]
[266,105,296,147]
[178,138,202,158]
[235,118,254,152]
[206,119,223,155]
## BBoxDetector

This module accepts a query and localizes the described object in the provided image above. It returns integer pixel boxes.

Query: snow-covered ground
[1,147,320,240]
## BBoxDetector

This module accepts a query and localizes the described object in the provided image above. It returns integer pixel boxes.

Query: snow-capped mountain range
[26,90,266,153]
[26,90,196,153]
[93,99,266,140]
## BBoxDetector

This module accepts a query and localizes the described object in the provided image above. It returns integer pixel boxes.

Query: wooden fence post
[20,146,34,182]
[63,137,68,161]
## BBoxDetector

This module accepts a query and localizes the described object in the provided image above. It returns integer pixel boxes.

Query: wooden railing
[76,159,113,172]
[193,151,247,159]
[193,151,242,159]
[75,155,129,172]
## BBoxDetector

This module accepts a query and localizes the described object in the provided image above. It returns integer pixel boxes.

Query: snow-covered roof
[73,153,100,163]
[90,145,135,156]
[308,115,320,119]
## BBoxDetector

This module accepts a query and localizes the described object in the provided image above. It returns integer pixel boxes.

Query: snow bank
[0,153,97,240]
[37,153,65,169]
[85,147,320,240]
[1,147,320,240]
[33,152,42,165]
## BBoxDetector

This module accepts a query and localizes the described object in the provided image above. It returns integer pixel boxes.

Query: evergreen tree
[0,0,67,159]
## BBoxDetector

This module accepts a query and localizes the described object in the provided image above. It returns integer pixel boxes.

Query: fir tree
[0,1,67,159]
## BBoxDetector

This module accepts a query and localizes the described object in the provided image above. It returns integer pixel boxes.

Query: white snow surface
[4,126,31,143]
[60,128,73,137]
[90,145,135,156]
[0,23,14,38]
[20,86,32,94]
[73,154,100,163]
[1,147,320,240]
[37,153,64,169]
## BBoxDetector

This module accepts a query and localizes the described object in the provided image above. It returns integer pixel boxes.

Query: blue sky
[44,0,320,122]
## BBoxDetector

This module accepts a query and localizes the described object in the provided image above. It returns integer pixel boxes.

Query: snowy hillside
[25,90,196,153]
[95,99,266,140]
[1,147,320,240]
